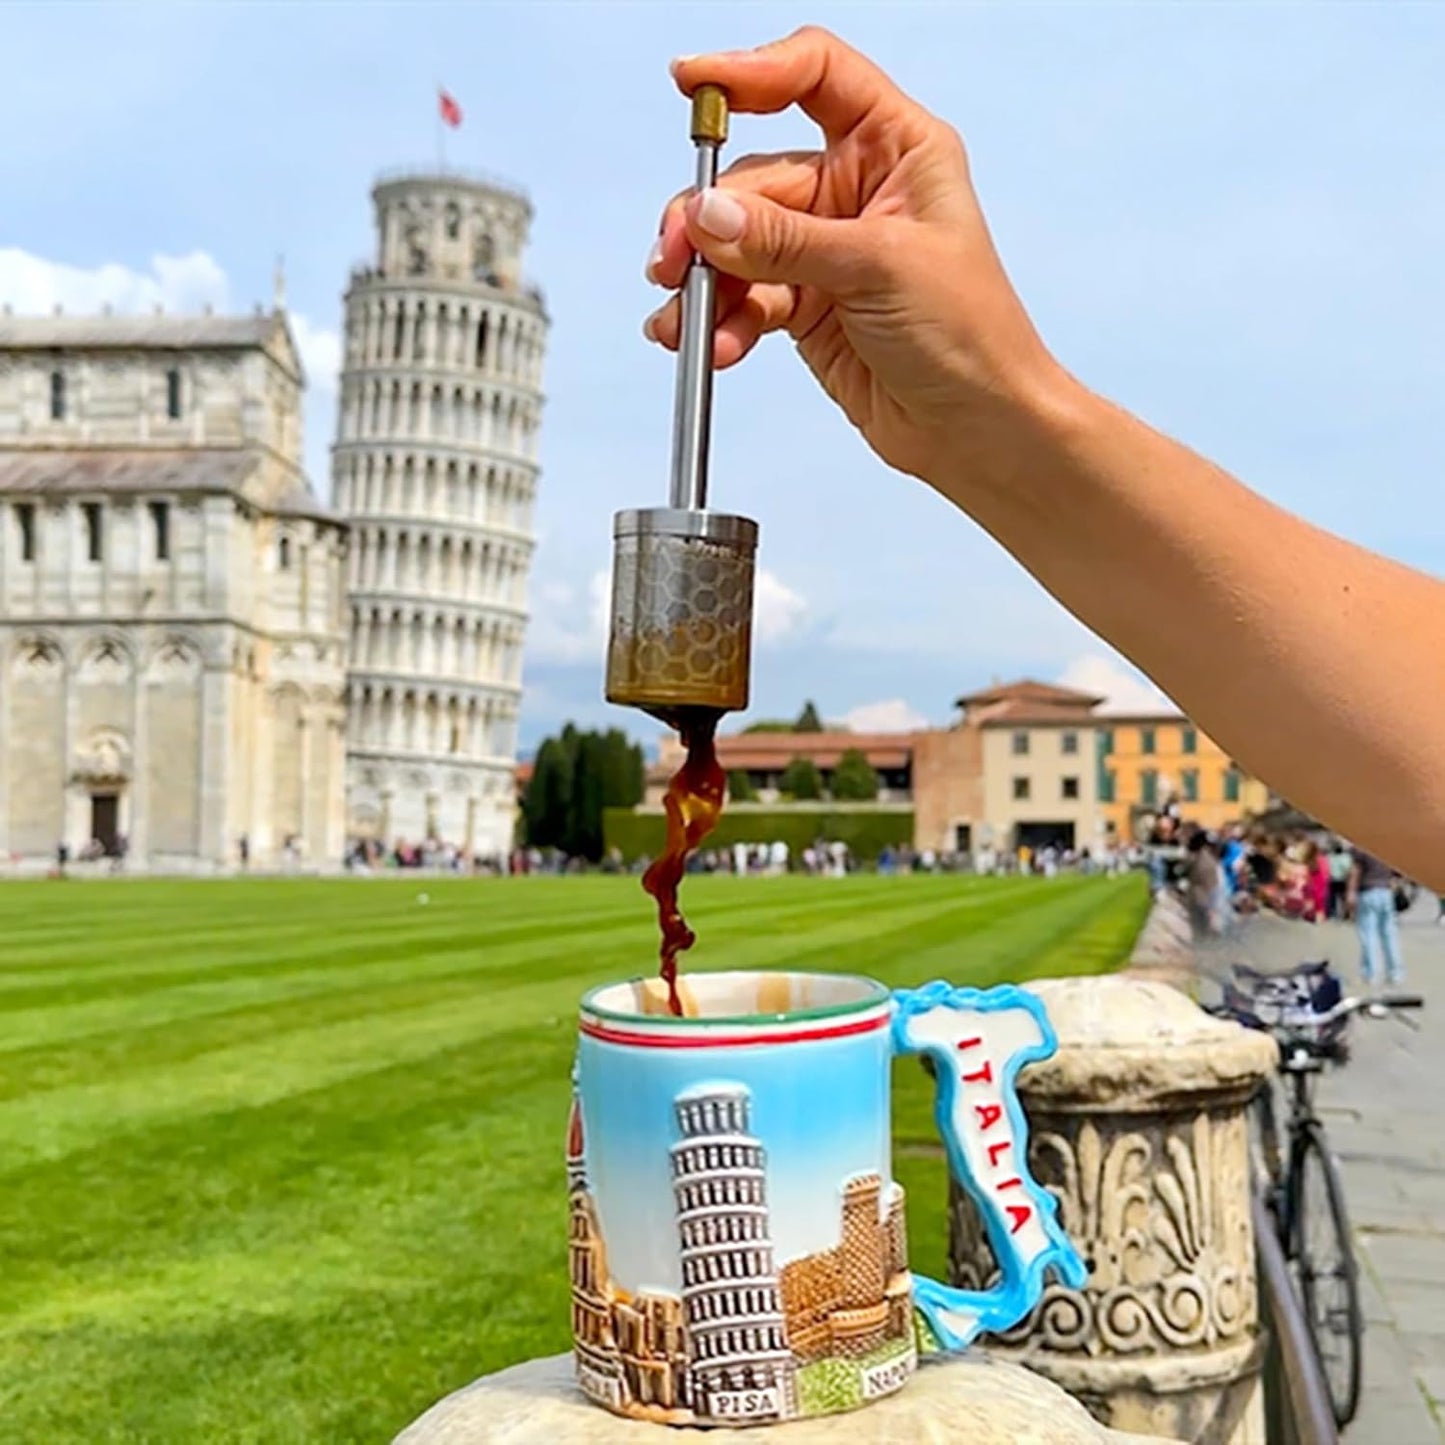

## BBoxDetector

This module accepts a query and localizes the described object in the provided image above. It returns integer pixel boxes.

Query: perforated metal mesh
[605,528,754,715]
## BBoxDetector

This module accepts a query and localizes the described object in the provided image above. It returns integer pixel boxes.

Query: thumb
[685,187,880,294]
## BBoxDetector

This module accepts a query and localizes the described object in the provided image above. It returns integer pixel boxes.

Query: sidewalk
[1200,899,1445,1441]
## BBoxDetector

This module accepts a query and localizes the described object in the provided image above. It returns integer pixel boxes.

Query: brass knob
[690,85,729,145]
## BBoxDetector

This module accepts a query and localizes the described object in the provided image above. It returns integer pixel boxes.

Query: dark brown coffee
[641,706,726,1016]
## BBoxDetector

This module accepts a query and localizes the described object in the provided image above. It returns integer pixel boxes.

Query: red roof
[710,731,916,771]
[978,700,1102,728]
[955,678,1105,710]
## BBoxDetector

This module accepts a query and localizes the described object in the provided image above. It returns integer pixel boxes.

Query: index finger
[670,26,925,144]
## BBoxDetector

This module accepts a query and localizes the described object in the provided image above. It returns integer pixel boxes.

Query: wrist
[926,347,1099,512]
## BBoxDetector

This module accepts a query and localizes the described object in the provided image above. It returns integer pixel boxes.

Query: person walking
[1348,848,1407,987]
[645,29,1445,892]
[1184,831,1221,940]
[1327,842,1353,920]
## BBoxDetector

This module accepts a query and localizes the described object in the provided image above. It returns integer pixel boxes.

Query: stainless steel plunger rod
[668,85,728,513]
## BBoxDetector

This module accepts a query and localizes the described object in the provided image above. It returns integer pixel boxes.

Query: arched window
[475,311,489,367]
[393,302,406,360]
[49,370,65,420]
[165,367,182,419]
[278,535,291,570]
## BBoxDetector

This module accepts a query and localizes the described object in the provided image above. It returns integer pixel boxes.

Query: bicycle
[1209,960,1422,1429]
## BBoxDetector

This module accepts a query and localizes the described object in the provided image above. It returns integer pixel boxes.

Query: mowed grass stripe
[0,876,1045,1057]
[0,873,999,1000]
[0,882,1055,1164]
[0,874,1146,1444]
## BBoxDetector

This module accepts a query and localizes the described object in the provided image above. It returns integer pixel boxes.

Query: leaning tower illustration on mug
[671,1085,798,1423]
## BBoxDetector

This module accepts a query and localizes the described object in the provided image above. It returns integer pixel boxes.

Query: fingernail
[643,311,660,342]
[694,188,745,242]
[645,238,664,283]
[669,55,699,76]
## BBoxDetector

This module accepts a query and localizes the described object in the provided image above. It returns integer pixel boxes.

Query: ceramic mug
[565,971,1085,1427]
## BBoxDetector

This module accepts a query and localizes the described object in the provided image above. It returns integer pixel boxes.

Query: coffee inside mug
[585,970,889,1022]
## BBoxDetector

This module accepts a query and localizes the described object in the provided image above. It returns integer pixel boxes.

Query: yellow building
[1096,715,1269,842]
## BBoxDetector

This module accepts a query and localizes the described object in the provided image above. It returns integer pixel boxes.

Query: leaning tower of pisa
[334,169,546,857]
[671,1085,798,1422]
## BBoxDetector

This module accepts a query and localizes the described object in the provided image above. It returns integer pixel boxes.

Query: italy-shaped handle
[891,980,1087,1351]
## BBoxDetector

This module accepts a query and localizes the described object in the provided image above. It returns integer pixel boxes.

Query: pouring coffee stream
[604,86,757,1015]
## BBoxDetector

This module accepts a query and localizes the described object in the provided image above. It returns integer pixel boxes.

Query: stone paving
[1199,897,1445,1441]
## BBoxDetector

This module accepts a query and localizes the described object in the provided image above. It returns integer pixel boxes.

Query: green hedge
[602,806,914,863]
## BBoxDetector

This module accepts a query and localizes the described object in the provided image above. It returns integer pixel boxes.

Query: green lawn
[0,871,1146,1443]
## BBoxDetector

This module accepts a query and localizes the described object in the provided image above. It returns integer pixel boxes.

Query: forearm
[938,366,1445,888]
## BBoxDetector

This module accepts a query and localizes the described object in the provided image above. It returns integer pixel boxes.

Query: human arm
[645,28,1445,888]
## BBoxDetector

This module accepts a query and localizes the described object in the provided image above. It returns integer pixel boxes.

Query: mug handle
[891,980,1087,1351]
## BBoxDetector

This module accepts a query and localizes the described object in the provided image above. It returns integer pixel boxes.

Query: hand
[644,26,1062,489]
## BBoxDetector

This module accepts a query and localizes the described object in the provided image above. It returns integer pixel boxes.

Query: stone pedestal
[947,976,1278,1445]
[393,1351,1181,1443]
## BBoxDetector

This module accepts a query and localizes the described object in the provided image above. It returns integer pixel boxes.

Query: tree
[522,737,572,850]
[741,720,795,734]
[779,756,824,801]
[831,748,879,802]
[521,724,645,860]
[794,700,824,733]
[727,769,757,803]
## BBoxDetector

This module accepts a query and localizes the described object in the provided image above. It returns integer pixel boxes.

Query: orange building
[1095,715,1269,842]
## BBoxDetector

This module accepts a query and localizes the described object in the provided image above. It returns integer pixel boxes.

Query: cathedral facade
[0,308,348,869]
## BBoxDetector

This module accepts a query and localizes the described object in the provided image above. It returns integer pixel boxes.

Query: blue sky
[3,3,1442,753]
[578,1029,890,1294]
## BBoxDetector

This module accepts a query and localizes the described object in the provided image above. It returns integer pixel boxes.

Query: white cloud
[838,699,929,733]
[0,246,229,317]
[288,310,342,396]
[527,568,610,665]
[1056,653,1181,716]
[753,567,806,644]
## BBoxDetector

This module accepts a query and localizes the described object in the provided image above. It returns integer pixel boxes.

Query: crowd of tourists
[1157,813,1433,986]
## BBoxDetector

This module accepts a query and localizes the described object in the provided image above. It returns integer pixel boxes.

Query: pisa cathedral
[0,168,544,870]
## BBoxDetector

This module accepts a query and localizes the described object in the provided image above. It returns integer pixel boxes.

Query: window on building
[1099,769,1116,804]
[299,545,310,624]
[1012,776,1031,801]
[1141,727,1157,755]
[149,501,170,561]
[278,534,291,570]
[475,312,489,367]
[1061,731,1079,755]
[14,502,35,562]
[1182,726,1198,755]
[82,502,102,563]
[1223,767,1241,803]
[1099,728,1115,755]
[1182,768,1199,802]
[49,370,66,420]
[1011,731,1030,756]
[165,367,182,420]
[1141,768,1158,806]
[1062,776,1080,800]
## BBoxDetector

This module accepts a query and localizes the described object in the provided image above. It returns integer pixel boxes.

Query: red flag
[439,89,462,128]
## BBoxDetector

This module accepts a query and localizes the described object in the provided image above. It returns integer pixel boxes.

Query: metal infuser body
[606,86,759,726]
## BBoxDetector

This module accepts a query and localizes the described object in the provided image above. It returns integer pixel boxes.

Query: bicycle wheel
[1291,1124,1363,1426]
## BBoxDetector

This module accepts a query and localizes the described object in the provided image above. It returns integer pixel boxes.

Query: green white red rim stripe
[578,1004,892,1049]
